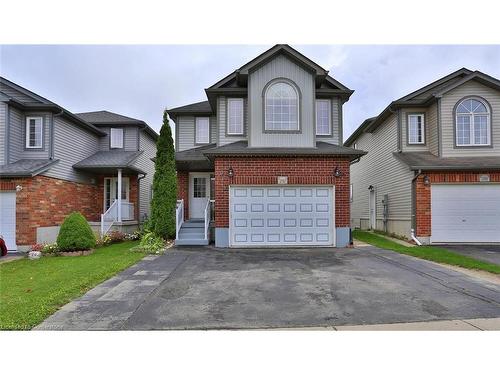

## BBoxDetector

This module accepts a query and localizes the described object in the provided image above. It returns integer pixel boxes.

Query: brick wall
[415,171,500,237]
[214,156,351,228]
[177,171,189,220]
[1,176,99,245]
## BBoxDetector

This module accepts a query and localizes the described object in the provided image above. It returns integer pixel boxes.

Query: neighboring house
[168,44,365,247]
[345,68,500,244]
[0,77,158,251]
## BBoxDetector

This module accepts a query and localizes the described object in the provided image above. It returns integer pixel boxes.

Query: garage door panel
[431,184,500,243]
[0,192,17,250]
[230,186,334,247]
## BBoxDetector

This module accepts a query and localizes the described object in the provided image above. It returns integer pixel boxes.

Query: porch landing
[176,219,209,246]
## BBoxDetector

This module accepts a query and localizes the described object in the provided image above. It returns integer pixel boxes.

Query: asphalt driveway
[36,245,500,330]
[439,244,500,265]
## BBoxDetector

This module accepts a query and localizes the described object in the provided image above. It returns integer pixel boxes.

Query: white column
[117,168,122,222]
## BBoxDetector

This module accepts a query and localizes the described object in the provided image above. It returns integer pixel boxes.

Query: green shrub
[131,231,166,254]
[57,212,96,251]
[41,243,60,255]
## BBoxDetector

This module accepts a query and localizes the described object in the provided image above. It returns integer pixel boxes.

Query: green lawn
[0,241,143,330]
[353,230,500,274]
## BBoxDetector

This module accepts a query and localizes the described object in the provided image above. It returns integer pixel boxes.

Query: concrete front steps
[175,219,209,246]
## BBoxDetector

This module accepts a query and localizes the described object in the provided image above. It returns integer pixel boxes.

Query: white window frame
[408,114,425,145]
[25,116,43,149]
[350,183,354,203]
[110,128,124,149]
[264,81,300,132]
[353,142,358,150]
[195,117,210,144]
[315,99,331,136]
[227,98,244,135]
[103,177,130,211]
[455,98,491,147]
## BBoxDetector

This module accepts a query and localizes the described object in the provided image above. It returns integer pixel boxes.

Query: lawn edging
[353,230,500,275]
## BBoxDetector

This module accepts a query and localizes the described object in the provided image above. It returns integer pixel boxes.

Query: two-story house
[345,68,500,244]
[168,45,366,247]
[0,77,158,251]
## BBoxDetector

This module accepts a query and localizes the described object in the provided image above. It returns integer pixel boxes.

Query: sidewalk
[269,317,500,331]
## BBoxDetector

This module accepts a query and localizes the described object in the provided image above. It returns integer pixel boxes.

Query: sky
[1,44,500,140]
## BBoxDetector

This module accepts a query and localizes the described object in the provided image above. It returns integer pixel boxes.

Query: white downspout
[411,229,422,246]
[117,168,122,222]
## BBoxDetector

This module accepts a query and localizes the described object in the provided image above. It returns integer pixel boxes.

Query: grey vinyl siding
[441,80,500,157]
[43,116,100,184]
[316,97,340,145]
[218,96,247,146]
[350,114,414,237]
[98,126,139,151]
[132,130,157,221]
[176,115,217,151]
[0,103,5,165]
[400,107,431,152]
[0,83,36,103]
[8,107,51,162]
[248,54,315,148]
[427,102,439,156]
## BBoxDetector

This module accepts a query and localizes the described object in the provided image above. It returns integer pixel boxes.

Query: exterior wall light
[228,167,234,177]
[334,167,342,177]
[368,185,374,191]
[423,175,430,186]
[16,185,23,192]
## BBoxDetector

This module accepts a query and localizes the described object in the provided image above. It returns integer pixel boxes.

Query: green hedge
[57,212,96,251]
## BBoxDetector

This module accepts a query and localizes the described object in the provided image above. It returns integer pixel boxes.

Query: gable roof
[344,68,500,146]
[76,110,159,140]
[0,76,106,136]
[166,101,213,121]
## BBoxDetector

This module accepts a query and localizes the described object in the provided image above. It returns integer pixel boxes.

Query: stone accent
[177,171,189,220]
[214,156,351,229]
[415,171,500,237]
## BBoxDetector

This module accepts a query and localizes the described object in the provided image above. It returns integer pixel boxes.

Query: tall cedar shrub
[150,110,177,239]
[57,212,96,250]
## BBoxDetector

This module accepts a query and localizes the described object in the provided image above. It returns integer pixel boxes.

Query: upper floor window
[227,98,244,135]
[352,142,358,149]
[195,117,210,144]
[264,81,299,131]
[316,99,331,136]
[408,114,425,144]
[456,97,491,146]
[25,116,43,149]
[110,128,124,148]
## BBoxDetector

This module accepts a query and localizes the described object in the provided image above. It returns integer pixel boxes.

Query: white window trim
[315,99,332,136]
[195,117,210,144]
[25,116,43,149]
[110,128,124,149]
[103,177,130,211]
[408,114,425,145]
[264,81,300,132]
[227,98,244,135]
[350,183,354,203]
[455,98,491,147]
[353,142,358,150]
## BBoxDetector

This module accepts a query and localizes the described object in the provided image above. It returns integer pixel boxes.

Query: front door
[104,177,130,211]
[189,173,210,219]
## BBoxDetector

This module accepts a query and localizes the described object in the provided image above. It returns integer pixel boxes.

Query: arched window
[455,97,491,146]
[264,81,299,131]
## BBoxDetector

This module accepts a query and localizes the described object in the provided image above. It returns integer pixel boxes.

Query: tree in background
[150,110,177,239]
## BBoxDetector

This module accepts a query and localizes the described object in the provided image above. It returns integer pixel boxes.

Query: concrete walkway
[35,245,500,330]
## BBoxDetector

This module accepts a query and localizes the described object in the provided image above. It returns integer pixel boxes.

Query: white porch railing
[204,199,210,241]
[101,199,118,236]
[100,200,134,236]
[176,199,184,239]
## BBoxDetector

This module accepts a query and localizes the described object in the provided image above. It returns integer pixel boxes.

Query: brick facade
[1,174,140,246]
[177,171,189,220]
[213,156,351,228]
[415,171,500,237]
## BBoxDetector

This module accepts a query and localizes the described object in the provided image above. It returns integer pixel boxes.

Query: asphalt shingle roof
[0,159,59,177]
[73,150,143,170]
[76,110,146,125]
[167,101,213,114]
[394,152,500,171]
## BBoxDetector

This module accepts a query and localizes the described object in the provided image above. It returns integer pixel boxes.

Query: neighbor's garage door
[0,192,17,250]
[431,184,500,243]
[229,186,334,247]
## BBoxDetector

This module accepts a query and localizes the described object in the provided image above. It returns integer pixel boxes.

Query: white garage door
[229,186,335,247]
[431,184,500,243]
[0,192,17,250]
